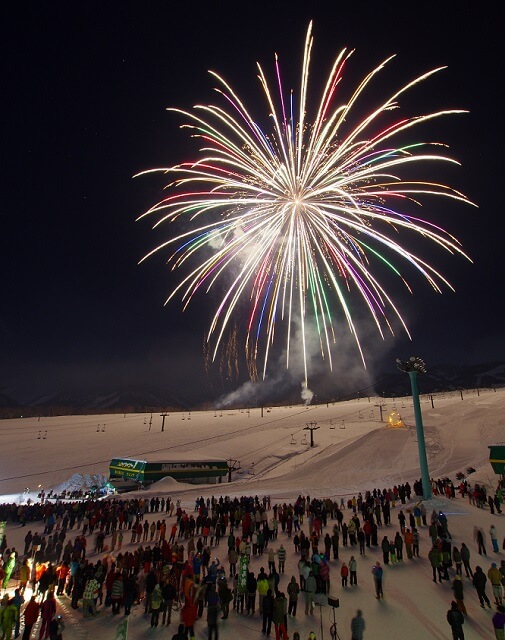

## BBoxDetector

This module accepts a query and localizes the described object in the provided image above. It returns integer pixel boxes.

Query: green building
[488,444,505,475]
[109,454,228,488]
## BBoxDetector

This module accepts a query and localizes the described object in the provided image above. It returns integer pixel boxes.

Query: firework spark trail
[136,21,476,384]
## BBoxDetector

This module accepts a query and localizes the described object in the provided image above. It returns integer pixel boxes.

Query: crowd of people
[0,477,504,640]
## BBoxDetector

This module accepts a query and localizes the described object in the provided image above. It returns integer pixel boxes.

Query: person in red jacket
[105,566,116,607]
[22,596,40,640]
[38,592,56,640]
[341,562,349,587]
[181,600,197,639]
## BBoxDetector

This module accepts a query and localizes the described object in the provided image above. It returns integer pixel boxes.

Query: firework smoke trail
[136,21,475,385]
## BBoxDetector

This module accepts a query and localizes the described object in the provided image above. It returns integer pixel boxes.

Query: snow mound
[49,473,109,494]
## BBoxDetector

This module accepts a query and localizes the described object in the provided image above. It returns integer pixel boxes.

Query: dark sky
[1,3,502,405]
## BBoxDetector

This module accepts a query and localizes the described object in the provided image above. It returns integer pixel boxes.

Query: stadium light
[396,357,432,500]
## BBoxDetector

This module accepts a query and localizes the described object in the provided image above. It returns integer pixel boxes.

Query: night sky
[1,3,502,405]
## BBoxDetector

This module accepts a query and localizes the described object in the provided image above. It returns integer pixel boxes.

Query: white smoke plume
[301,381,314,405]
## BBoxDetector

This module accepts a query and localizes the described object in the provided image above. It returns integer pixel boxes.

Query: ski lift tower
[227,459,241,483]
[304,422,320,448]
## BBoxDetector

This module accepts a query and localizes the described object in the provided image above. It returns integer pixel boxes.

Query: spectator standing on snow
[256,568,269,615]
[287,576,300,617]
[351,609,365,640]
[372,562,383,600]
[452,575,467,615]
[473,566,492,608]
[490,525,500,553]
[11,589,24,639]
[261,589,274,636]
[181,600,197,640]
[341,562,349,587]
[273,592,288,640]
[111,572,124,615]
[22,595,40,640]
[381,536,389,565]
[277,544,286,573]
[492,604,505,640]
[453,546,462,576]
[206,589,220,640]
[149,584,163,628]
[349,556,358,586]
[1,598,19,640]
[460,543,473,578]
[489,563,504,605]
[304,571,317,615]
[170,624,187,640]
[428,545,443,583]
[447,600,465,640]
[474,526,486,555]
[246,571,257,614]
[412,528,420,557]
[38,592,56,640]
[82,574,99,618]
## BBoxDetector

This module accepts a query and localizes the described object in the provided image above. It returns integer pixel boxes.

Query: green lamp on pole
[396,356,432,500]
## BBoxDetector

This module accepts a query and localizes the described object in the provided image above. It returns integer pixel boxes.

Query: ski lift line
[11,413,144,436]
[3,384,492,438]
[0,408,318,484]
[5,395,382,484]
[2,381,471,484]
[238,428,310,465]
[2,377,463,436]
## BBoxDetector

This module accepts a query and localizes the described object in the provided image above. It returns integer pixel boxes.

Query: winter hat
[492,563,497,568]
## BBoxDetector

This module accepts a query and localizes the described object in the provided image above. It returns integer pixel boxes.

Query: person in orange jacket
[404,529,414,559]
[56,562,70,596]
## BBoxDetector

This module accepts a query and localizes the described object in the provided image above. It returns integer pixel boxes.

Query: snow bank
[49,473,109,494]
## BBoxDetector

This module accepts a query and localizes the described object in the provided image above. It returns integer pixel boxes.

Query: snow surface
[0,388,504,639]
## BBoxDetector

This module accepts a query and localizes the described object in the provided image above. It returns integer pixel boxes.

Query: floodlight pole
[397,357,432,500]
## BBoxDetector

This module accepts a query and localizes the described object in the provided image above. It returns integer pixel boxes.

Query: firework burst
[136,22,475,384]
